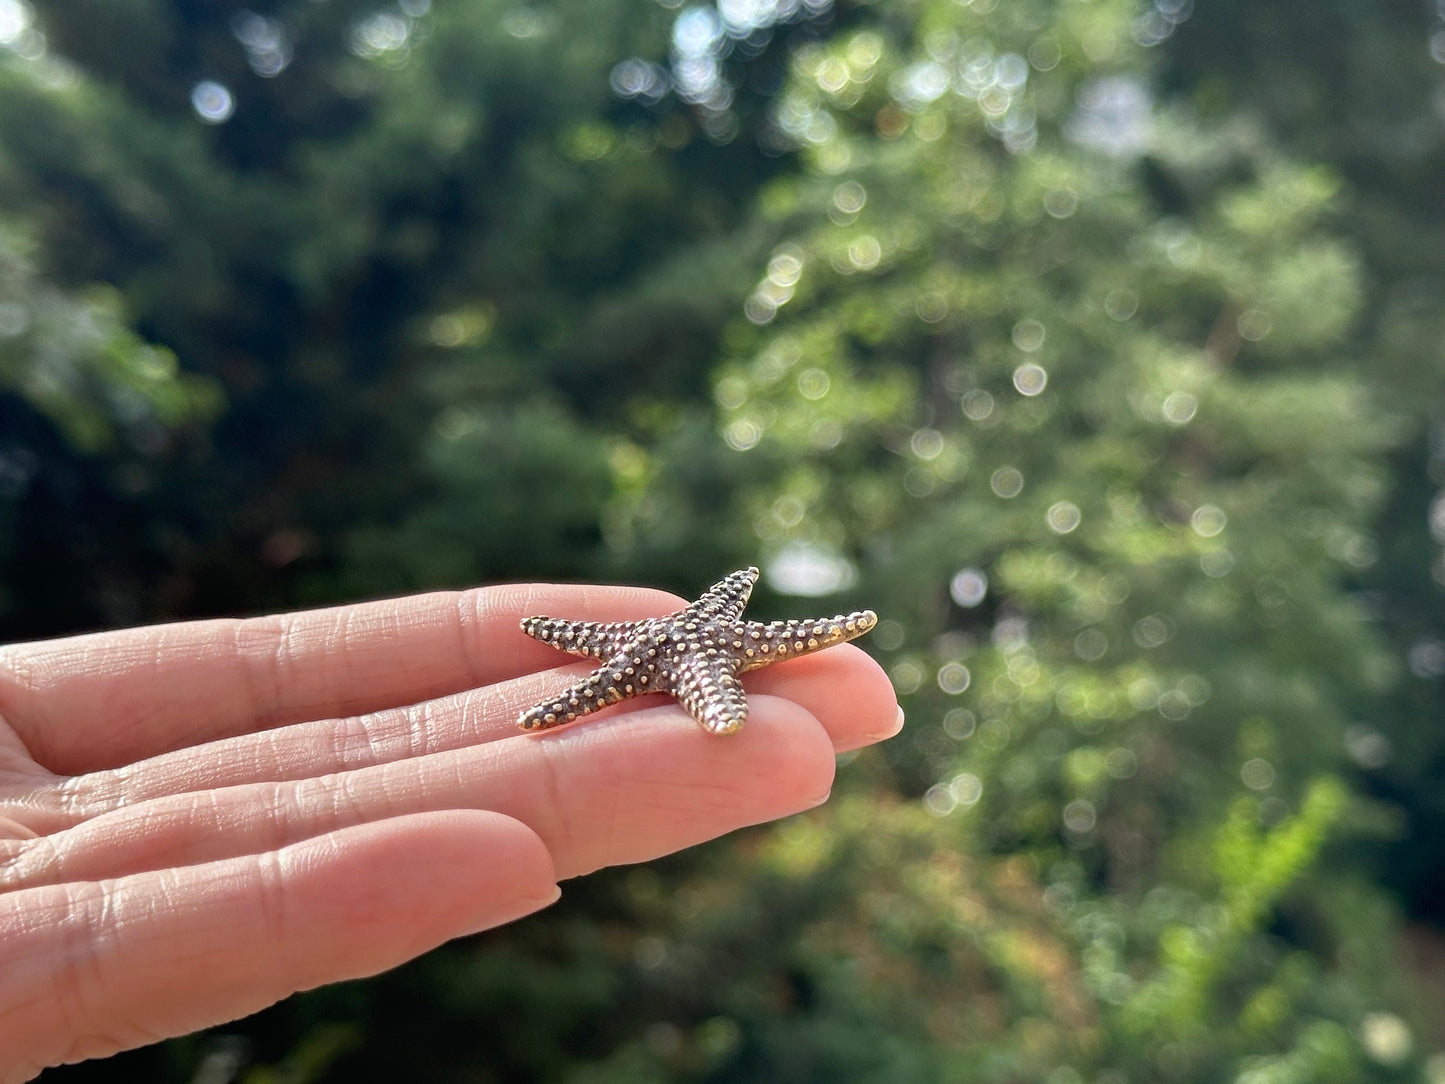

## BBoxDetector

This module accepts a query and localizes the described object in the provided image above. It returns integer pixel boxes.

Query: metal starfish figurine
[518,566,878,734]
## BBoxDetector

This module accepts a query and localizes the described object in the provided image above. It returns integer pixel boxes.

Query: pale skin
[0,581,901,1082]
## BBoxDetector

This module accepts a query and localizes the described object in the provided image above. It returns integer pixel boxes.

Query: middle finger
[2,697,835,890]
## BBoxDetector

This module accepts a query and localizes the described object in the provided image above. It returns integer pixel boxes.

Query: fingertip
[740,695,837,808]
[514,695,838,878]
[428,810,563,935]
[746,643,901,752]
[885,704,907,738]
[288,810,560,960]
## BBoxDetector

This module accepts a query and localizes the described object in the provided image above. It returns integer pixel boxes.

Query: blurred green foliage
[4,0,1444,1080]
[0,225,219,453]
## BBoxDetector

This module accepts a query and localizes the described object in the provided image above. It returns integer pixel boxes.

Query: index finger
[0,582,685,775]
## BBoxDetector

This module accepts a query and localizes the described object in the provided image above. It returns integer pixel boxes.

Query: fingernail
[866,706,905,742]
[464,884,561,936]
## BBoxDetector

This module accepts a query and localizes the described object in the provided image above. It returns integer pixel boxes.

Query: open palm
[0,581,899,1082]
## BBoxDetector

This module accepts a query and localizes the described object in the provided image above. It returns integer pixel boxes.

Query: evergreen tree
[1159,0,1445,924]
[686,0,1424,1077]
[0,0,814,630]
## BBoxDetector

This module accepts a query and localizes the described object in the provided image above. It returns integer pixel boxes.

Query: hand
[0,582,900,1081]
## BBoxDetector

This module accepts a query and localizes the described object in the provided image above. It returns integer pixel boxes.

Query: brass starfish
[518,566,878,734]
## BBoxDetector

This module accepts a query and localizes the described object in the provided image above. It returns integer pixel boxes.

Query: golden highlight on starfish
[517,566,878,734]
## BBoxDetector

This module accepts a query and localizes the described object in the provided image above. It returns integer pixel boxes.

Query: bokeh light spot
[351,12,410,57]
[0,0,33,46]
[873,618,905,651]
[766,544,857,596]
[767,249,803,287]
[1200,548,1235,577]
[1012,318,1046,352]
[943,707,977,739]
[744,293,778,324]
[611,58,669,104]
[950,771,983,806]
[232,11,293,78]
[1360,1013,1413,1066]
[1408,638,1445,678]
[797,367,830,400]
[1237,307,1272,342]
[1157,689,1191,720]
[990,466,1024,498]
[1063,799,1096,834]
[1191,504,1227,537]
[923,784,956,816]
[890,657,925,695]
[937,661,972,694]
[1028,37,1061,71]
[915,293,948,323]
[1043,187,1078,218]
[910,427,944,459]
[950,567,988,608]
[1240,757,1275,790]
[1105,747,1137,778]
[1013,362,1048,396]
[724,417,762,450]
[903,467,935,497]
[848,234,882,270]
[832,180,867,214]
[1068,76,1151,157]
[1162,390,1198,425]
[1346,724,1392,769]
[190,81,235,124]
[809,418,843,449]
[1047,500,1081,533]
[1132,613,1172,648]
[962,389,995,421]
[816,56,849,94]
[1074,628,1107,661]
[1104,288,1139,320]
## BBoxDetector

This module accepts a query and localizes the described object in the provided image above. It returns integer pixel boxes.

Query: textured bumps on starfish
[517,566,878,734]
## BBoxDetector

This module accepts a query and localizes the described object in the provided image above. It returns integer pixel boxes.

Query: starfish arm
[686,566,759,623]
[669,655,749,734]
[518,654,658,730]
[735,609,879,673]
[519,616,640,661]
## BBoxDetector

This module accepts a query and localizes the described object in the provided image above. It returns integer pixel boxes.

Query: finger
[0,811,558,1082]
[0,583,685,775]
[9,698,835,890]
[64,669,581,813]
[68,646,896,814]
[745,642,902,752]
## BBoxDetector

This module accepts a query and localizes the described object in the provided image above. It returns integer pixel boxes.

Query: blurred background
[6,0,1445,1079]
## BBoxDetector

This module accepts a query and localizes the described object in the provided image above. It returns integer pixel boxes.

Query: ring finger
[62,644,896,818]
